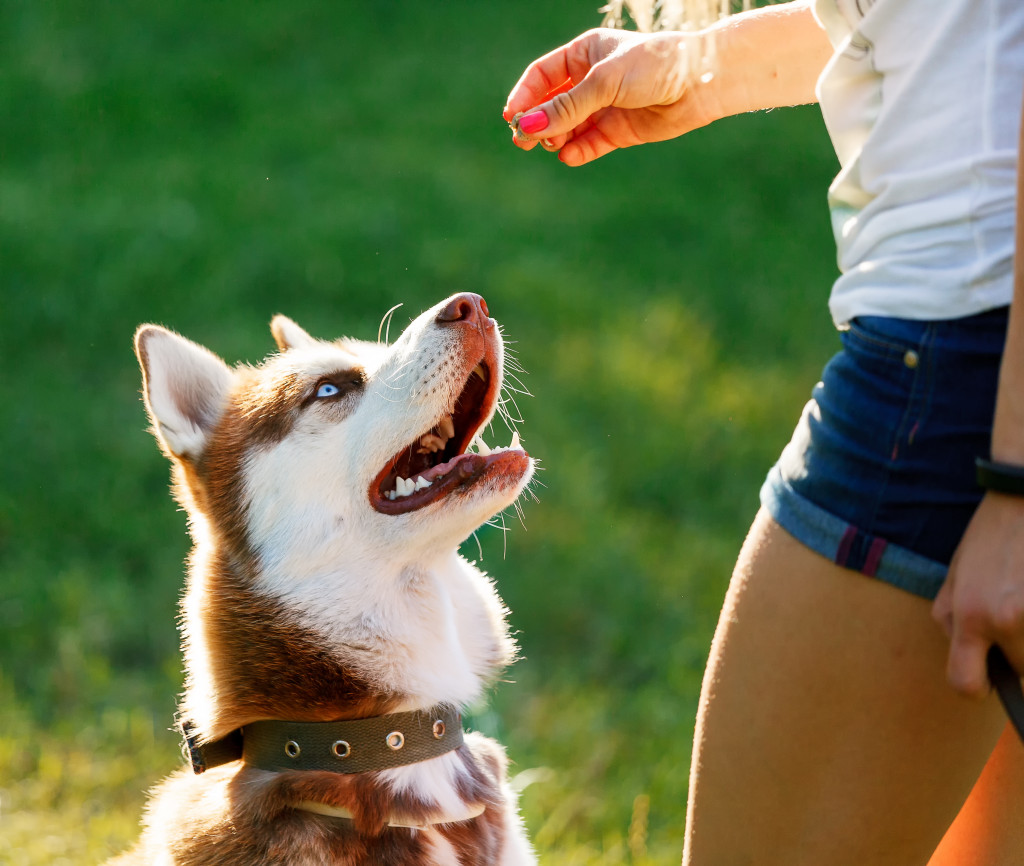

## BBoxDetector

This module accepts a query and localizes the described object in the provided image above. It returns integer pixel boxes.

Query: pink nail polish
[518,110,549,135]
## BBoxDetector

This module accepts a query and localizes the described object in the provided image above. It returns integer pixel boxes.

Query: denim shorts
[761,307,1008,600]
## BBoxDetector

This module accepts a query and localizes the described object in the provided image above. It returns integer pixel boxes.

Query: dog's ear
[135,325,233,461]
[270,315,319,351]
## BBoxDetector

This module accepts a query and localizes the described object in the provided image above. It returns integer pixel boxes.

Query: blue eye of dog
[315,383,340,398]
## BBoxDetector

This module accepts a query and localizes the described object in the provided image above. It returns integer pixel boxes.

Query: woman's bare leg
[683,509,1007,866]
[926,722,1024,865]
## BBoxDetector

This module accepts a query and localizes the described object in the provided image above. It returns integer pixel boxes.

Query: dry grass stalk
[600,0,757,32]
[598,0,770,82]
[627,793,650,862]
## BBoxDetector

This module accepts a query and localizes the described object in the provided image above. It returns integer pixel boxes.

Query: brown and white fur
[111,293,537,865]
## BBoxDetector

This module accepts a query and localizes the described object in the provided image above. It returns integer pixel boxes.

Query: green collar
[180,705,463,775]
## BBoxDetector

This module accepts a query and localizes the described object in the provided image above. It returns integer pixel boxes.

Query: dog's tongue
[380,453,490,511]
[417,453,483,485]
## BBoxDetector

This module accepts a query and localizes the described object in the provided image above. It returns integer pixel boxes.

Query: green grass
[0,1,839,862]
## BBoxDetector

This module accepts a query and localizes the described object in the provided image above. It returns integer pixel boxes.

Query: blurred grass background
[0,1,840,862]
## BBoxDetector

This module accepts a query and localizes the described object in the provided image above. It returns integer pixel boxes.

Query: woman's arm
[991,175,1024,467]
[933,86,1024,695]
[705,0,835,116]
[503,0,834,166]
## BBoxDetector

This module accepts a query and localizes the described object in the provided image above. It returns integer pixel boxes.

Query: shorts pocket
[842,316,929,376]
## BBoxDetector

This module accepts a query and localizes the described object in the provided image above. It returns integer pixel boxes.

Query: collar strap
[181,705,463,775]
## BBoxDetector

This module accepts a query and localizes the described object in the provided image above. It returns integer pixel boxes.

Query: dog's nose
[436,293,490,327]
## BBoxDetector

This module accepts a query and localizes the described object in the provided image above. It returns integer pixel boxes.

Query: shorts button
[903,350,919,369]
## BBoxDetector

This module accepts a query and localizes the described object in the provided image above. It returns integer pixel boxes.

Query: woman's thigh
[683,509,1008,866]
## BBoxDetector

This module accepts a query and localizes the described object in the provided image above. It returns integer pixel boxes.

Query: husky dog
[111,293,536,865]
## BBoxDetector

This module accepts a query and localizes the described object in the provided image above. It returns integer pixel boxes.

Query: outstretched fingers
[504,31,626,155]
[503,43,576,122]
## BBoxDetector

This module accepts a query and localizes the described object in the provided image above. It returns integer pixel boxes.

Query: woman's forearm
[702,0,834,121]
[990,90,1024,464]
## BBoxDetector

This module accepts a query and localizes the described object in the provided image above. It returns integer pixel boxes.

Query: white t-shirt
[812,0,1024,326]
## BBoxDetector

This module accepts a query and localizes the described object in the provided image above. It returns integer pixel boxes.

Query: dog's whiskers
[377,303,404,345]
[496,394,526,426]
[501,365,533,394]
[469,529,485,561]
[502,347,527,374]
[383,358,416,385]
[502,382,533,399]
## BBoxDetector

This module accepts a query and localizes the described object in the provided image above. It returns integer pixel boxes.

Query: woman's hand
[503,1,833,166]
[503,28,719,167]
[933,492,1024,697]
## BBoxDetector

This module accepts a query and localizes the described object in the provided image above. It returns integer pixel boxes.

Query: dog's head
[136,294,534,580]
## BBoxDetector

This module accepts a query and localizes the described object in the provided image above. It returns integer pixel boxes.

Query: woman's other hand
[934,493,1024,697]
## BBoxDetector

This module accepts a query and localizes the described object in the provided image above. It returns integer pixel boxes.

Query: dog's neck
[177,542,515,744]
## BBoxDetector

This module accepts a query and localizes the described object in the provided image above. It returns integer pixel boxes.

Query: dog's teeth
[420,433,445,452]
[472,364,486,381]
[482,430,522,456]
[439,415,455,441]
[473,436,492,457]
[390,475,433,498]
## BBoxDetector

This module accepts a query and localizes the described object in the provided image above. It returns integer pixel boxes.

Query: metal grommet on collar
[237,705,463,774]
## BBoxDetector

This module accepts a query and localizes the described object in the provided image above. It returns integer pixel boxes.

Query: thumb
[513,71,614,140]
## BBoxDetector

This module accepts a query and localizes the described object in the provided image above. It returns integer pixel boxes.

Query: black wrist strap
[975,458,1024,497]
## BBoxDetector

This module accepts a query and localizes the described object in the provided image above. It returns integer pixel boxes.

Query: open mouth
[369,360,528,515]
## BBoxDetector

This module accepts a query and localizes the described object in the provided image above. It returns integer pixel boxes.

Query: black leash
[987,645,1024,744]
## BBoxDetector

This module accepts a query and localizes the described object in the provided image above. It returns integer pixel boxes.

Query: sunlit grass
[0,681,179,864]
